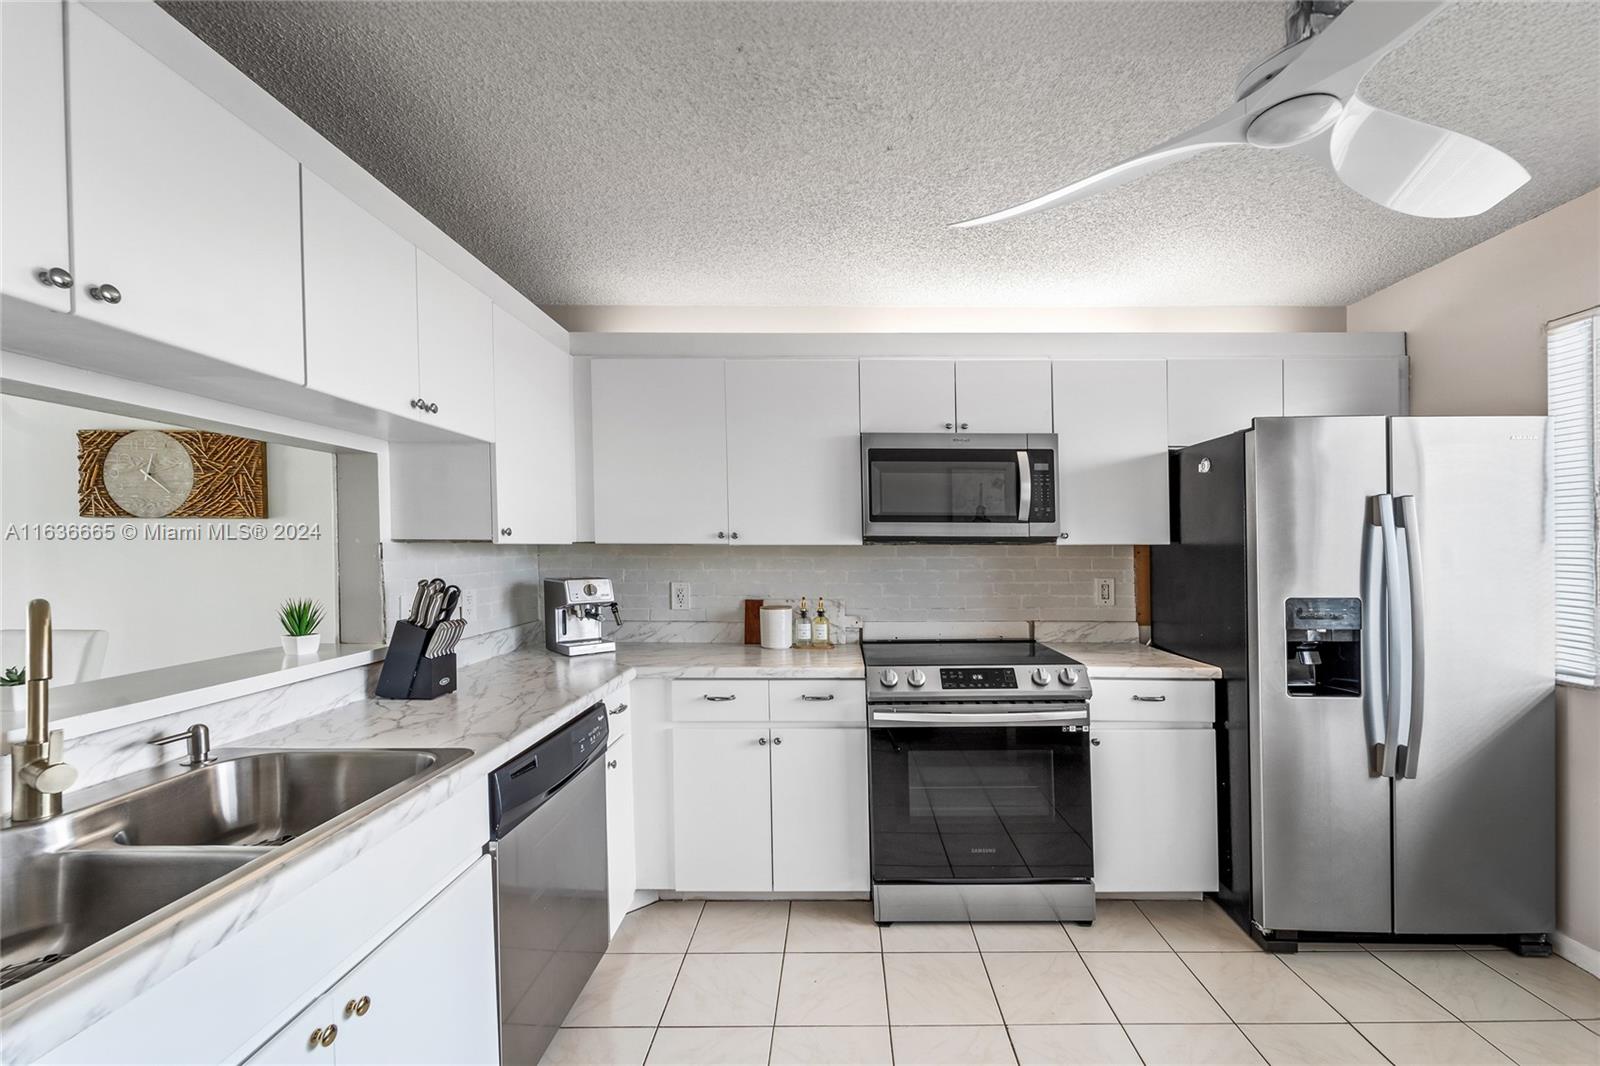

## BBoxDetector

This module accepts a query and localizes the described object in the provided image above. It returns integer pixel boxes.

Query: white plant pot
[281,633,321,658]
[0,685,23,714]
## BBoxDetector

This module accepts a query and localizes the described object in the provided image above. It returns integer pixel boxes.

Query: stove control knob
[1059,667,1080,685]
[1031,667,1051,686]
[880,669,900,688]
[907,669,927,688]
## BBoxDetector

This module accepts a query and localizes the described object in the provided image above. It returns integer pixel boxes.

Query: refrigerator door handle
[1396,495,1425,778]
[1361,502,1388,777]
[1377,494,1412,780]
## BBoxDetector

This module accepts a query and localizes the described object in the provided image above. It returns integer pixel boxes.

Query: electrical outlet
[670,581,692,610]
[460,589,477,622]
[1096,578,1116,607]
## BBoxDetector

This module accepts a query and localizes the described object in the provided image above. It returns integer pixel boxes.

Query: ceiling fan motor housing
[1246,93,1346,148]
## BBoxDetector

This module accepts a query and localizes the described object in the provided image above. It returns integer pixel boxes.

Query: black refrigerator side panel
[1151,431,1251,920]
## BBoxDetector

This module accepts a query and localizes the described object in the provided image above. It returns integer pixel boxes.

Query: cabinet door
[332,857,499,1065]
[302,168,419,417]
[416,250,494,438]
[66,4,303,381]
[2,0,71,312]
[1052,360,1169,544]
[492,306,575,544]
[726,359,861,545]
[606,732,637,935]
[859,360,955,432]
[771,727,869,892]
[592,358,728,543]
[1166,359,1283,446]
[956,360,1053,432]
[673,726,772,892]
[246,995,335,1064]
[1090,726,1218,894]
[1283,357,1405,416]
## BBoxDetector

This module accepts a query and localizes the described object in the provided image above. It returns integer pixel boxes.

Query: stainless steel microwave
[861,433,1060,542]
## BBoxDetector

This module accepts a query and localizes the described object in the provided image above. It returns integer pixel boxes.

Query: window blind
[1548,311,1598,684]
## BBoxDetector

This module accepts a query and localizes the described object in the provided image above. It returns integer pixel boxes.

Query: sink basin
[0,746,471,993]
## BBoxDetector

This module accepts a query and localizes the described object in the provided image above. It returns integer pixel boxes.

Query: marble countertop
[617,641,867,678]
[2,646,634,1061]
[1048,642,1222,680]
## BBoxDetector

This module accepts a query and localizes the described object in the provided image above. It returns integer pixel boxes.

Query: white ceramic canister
[759,604,794,649]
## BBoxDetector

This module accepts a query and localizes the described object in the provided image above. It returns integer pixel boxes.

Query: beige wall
[1348,189,1600,415]
[1348,188,1600,967]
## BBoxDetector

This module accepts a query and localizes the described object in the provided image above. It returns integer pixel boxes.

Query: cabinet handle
[36,266,72,289]
[310,1024,338,1048]
[88,282,121,304]
[944,422,954,430]
[703,694,737,702]
[800,693,836,702]
[608,759,618,769]
[345,995,371,1018]
[501,527,513,536]
[1131,695,1167,702]
[609,704,629,715]
[757,736,768,746]
[772,736,783,746]
[959,422,970,430]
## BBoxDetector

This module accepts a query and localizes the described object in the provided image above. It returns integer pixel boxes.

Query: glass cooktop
[860,639,1079,668]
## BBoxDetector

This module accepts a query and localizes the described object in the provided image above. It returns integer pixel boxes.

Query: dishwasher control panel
[489,702,610,837]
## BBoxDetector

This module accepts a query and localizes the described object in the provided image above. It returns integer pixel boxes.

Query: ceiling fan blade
[1256,0,1453,106]
[949,102,1251,228]
[1323,95,1529,217]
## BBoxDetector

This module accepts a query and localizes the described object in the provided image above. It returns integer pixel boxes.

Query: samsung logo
[1508,434,1538,441]
[969,847,997,854]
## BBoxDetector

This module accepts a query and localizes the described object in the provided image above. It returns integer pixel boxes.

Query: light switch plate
[1096,578,1115,607]
[670,581,692,610]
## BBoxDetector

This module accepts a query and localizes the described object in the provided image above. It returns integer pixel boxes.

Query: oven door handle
[869,708,1088,727]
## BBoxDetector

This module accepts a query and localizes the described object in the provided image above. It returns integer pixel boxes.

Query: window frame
[1547,307,1599,687]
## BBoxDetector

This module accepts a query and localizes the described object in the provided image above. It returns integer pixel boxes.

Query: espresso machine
[544,578,621,656]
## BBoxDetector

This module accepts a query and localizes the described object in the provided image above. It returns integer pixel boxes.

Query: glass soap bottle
[795,597,813,647]
[813,597,832,649]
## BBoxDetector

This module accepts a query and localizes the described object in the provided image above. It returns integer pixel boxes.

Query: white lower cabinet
[673,726,774,892]
[248,856,499,1065]
[606,731,637,935]
[770,727,869,892]
[1090,725,1219,894]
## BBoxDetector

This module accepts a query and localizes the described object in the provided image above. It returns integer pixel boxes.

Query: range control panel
[940,667,1019,689]
[872,664,1091,700]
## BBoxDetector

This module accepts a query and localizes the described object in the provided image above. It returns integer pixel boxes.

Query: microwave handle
[1017,451,1031,522]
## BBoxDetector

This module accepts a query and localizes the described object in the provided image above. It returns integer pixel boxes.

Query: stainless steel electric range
[862,639,1095,923]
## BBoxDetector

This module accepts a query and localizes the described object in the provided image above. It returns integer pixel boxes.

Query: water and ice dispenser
[1285,597,1363,697]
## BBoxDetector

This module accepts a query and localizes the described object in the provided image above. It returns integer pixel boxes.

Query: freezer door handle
[1360,504,1387,777]
[1377,493,1412,780]
[1396,495,1425,778]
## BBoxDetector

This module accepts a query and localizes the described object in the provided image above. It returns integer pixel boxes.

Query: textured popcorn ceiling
[160,1,1600,309]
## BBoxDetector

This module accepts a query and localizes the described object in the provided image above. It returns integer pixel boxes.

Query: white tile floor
[540,899,1600,1065]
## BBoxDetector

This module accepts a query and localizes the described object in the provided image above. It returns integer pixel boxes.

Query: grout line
[642,900,708,1061]
[970,946,1018,1065]
[1068,929,1148,1065]
[1367,947,1488,1024]
[1463,949,1587,1022]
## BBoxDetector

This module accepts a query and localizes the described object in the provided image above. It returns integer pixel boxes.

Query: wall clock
[78,429,268,518]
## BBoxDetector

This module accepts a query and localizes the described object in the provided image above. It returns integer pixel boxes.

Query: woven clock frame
[78,430,268,518]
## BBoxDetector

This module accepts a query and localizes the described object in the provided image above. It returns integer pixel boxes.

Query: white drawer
[671,679,770,722]
[1090,678,1214,724]
[769,679,866,724]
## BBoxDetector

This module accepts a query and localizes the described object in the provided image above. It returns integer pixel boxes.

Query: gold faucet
[9,599,78,823]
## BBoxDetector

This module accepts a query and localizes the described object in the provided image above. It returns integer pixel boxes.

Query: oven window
[870,725,1092,882]
[867,450,1021,523]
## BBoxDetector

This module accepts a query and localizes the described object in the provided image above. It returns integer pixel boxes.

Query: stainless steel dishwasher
[489,703,609,1066]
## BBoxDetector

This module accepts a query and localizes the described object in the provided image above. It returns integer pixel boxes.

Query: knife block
[375,620,459,700]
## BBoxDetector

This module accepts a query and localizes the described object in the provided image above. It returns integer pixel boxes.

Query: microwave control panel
[1029,460,1056,521]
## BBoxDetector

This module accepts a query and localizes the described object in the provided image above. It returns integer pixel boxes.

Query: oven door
[868,714,1092,884]
[861,433,1059,542]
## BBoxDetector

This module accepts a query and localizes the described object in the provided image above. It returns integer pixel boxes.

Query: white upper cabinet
[1053,360,1170,545]
[726,360,862,545]
[492,306,575,544]
[302,169,420,417]
[1284,357,1406,416]
[2,0,71,313]
[416,250,495,436]
[592,358,728,543]
[1166,358,1284,446]
[859,360,955,432]
[956,360,1053,433]
[65,4,303,382]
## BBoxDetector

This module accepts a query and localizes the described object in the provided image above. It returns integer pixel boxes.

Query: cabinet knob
[944,422,954,430]
[427,401,439,414]
[1090,737,1101,746]
[36,266,72,289]
[729,531,740,540]
[501,527,513,536]
[608,758,618,769]
[345,995,371,1017]
[772,736,783,746]
[88,282,121,304]
[310,1024,338,1048]
[410,398,423,410]
[716,531,727,539]
[959,422,970,430]
[757,736,768,746]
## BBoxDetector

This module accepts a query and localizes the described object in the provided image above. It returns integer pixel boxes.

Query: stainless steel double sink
[1,746,471,993]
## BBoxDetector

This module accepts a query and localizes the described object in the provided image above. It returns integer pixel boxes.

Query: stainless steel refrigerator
[1152,416,1555,953]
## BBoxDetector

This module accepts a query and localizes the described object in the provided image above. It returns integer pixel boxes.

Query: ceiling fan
[951,0,1529,228]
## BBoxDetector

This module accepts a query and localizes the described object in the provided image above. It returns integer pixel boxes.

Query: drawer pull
[703,694,737,702]
[1131,694,1167,702]
[609,704,629,715]
[800,693,836,702]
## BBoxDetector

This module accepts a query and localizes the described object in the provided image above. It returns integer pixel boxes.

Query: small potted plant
[1,666,24,713]
[278,599,325,658]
